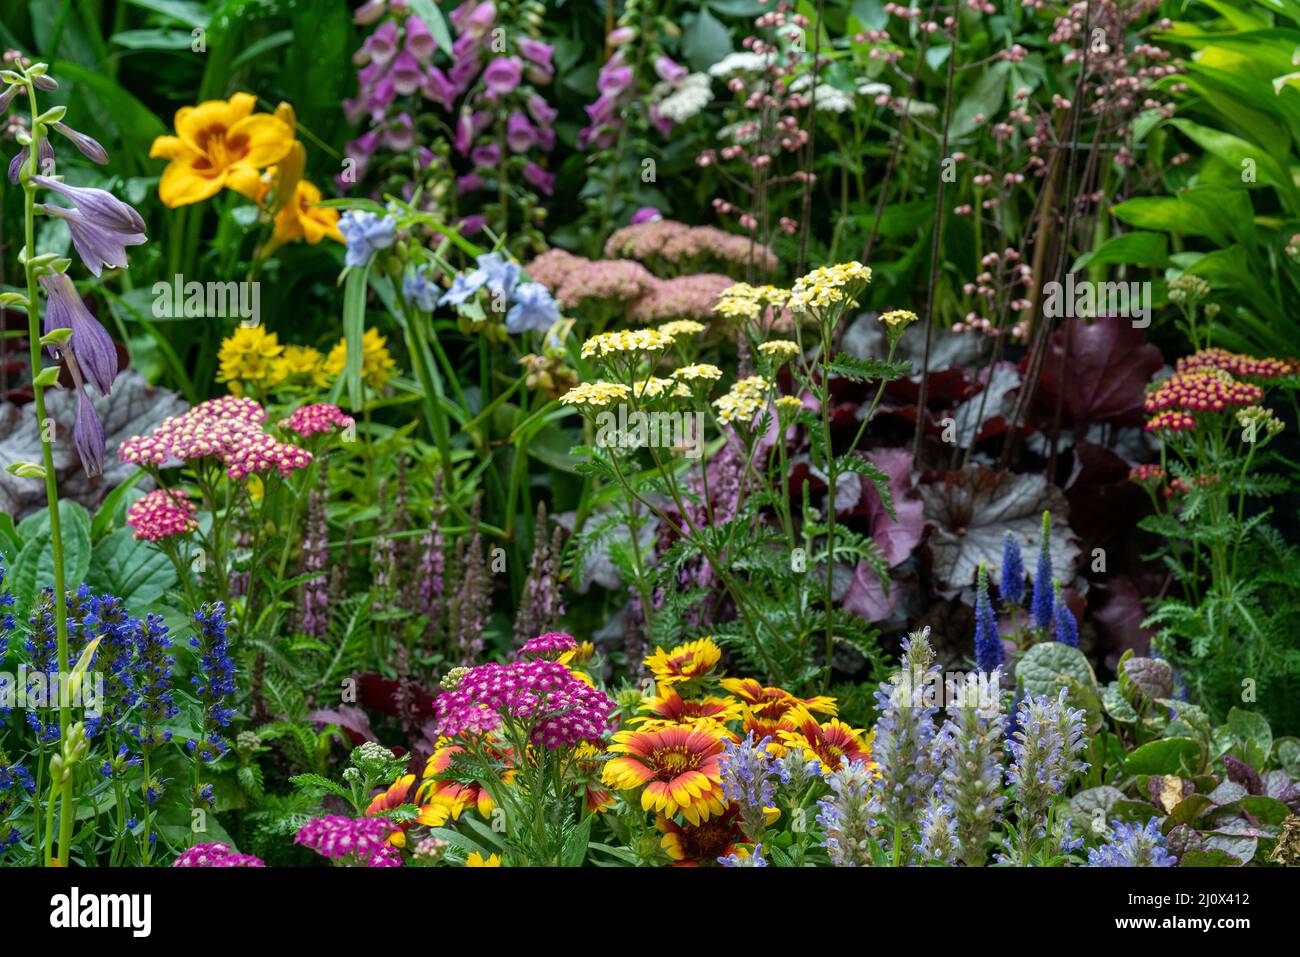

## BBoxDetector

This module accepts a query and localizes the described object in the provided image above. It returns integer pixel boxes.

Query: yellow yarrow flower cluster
[714,283,789,320]
[560,381,631,408]
[324,327,398,390]
[879,309,919,328]
[658,319,706,338]
[278,344,329,389]
[714,375,771,426]
[788,262,873,314]
[774,394,803,418]
[632,377,688,400]
[581,328,675,360]
[672,363,723,382]
[218,325,286,393]
[757,340,801,364]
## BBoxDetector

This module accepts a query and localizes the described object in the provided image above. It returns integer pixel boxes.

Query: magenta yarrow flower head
[126,488,198,543]
[519,631,578,661]
[434,658,616,748]
[279,402,356,437]
[33,176,147,277]
[172,842,265,867]
[294,815,401,867]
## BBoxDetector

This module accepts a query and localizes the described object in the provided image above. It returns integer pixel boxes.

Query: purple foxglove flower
[8,137,55,185]
[383,113,415,152]
[353,0,387,25]
[51,121,108,165]
[631,206,662,225]
[482,56,522,99]
[34,176,146,277]
[404,14,435,61]
[39,272,119,396]
[362,20,399,65]
[505,281,560,333]
[456,214,486,235]
[517,38,554,73]
[525,92,557,128]
[522,161,553,196]
[470,143,499,168]
[607,26,636,45]
[366,73,397,120]
[72,384,107,477]
[416,146,436,169]
[648,103,673,139]
[534,126,555,152]
[390,49,424,96]
[422,65,458,110]
[452,31,482,61]
[454,0,496,38]
[505,112,536,153]
[450,53,482,94]
[598,63,633,97]
[584,94,618,128]
[357,58,387,87]
[655,55,688,84]
[457,172,485,192]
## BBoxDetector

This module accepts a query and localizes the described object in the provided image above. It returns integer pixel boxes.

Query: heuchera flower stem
[21,77,75,867]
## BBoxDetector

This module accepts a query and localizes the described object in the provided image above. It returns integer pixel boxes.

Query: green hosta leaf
[1123,737,1203,776]
[84,527,178,606]
[1017,641,1098,705]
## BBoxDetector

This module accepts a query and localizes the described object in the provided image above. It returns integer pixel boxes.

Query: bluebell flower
[339,210,396,268]
[974,564,1003,673]
[505,281,560,334]
[1030,511,1054,629]
[999,531,1025,605]
[1053,583,1079,646]
[402,265,438,312]
[1088,817,1176,867]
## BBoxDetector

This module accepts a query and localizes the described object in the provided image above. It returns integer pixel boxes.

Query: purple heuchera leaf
[861,448,924,567]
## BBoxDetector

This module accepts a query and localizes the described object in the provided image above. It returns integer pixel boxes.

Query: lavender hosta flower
[1007,688,1089,828]
[505,282,560,334]
[973,564,1003,673]
[1000,531,1025,606]
[33,175,146,276]
[719,733,778,840]
[50,120,107,165]
[1030,511,1054,629]
[1088,817,1176,867]
[932,668,1006,866]
[338,210,396,268]
[1054,583,1079,647]
[7,135,54,185]
[868,628,940,834]
[818,760,879,867]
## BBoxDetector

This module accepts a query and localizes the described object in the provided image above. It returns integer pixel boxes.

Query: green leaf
[682,8,733,71]
[1236,795,1291,824]
[825,352,911,383]
[10,501,92,612]
[90,471,146,540]
[122,0,210,28]
[341,266,370,413]
[1017,641,1098,704]
[1224,707,1272,769]
[1165,793,1214,828]
[1069,785,1126,825]
[84,527,178,606]
[1072,231,1169,271]
[1178,848,1241,867]
[1123,737,1203,776]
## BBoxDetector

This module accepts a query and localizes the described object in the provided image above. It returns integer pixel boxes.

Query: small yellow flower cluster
[757,340,801,364]
[713,375,771,426]
[581,328,675,360]
[323,327,398,390]
[560,381,631,408]
[714,283,790,320]
[788,262,873,314]
[218,326,285,393]
[632,377,689,400]
[658,319,706,338]
[672,363,723,382]
[774,394,803,417]
[879,309,919,328]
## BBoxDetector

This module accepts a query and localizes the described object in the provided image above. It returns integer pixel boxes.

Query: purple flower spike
[482,56,522,99]
[51,121,108,165]
[405,14,435,61]
[34,176,146,276]
[38,273,119,396]
[73,386,107,477]
[7,138,55,185]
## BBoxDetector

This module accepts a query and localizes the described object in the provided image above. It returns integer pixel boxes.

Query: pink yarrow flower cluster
[294,815,402,867]
[435,658,617,748]
[279,402,356,437]
[118,396,313,481]
[519,631,578,661]
[172,841,265,867]
[126,488,198,542]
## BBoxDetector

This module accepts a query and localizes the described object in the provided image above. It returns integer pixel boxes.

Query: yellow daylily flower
[268,178,344,251]
[149,92,294,208]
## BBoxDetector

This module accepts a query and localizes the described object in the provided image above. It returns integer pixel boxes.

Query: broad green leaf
[1123,737,1203,776]
[1072,231,1169,271]
[84,527,179,607]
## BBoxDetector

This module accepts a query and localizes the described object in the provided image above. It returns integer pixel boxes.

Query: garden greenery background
[0,0,1297,869]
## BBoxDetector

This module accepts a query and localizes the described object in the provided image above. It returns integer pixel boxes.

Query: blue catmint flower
[1053,582,1079,647]
[931,668,1006,865]
[1007,688,1089,827]
[339,210,396,268]
[719,733,777,840]
[1000,531,1025,605]
[1088,817,1176,867]
[33,176,146,276]
[505,281,560,334]
[1030,511,1054,629]
[817,760,880,866]
[402,265,438,312]
[973,564,1003,673]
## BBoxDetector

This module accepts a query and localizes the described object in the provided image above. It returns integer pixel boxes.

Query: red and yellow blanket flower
[657,807,748,866]
[416,741,508,821]
[631,689,743,733]
[777,707,874,773]
[149,92,294,207]
[719,677,838,719]
[646,637,722,688]
[603,725,728,825]
[363,774,457,845]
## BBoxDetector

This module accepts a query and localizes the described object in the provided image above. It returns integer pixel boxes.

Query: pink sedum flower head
[126,488,198,542]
